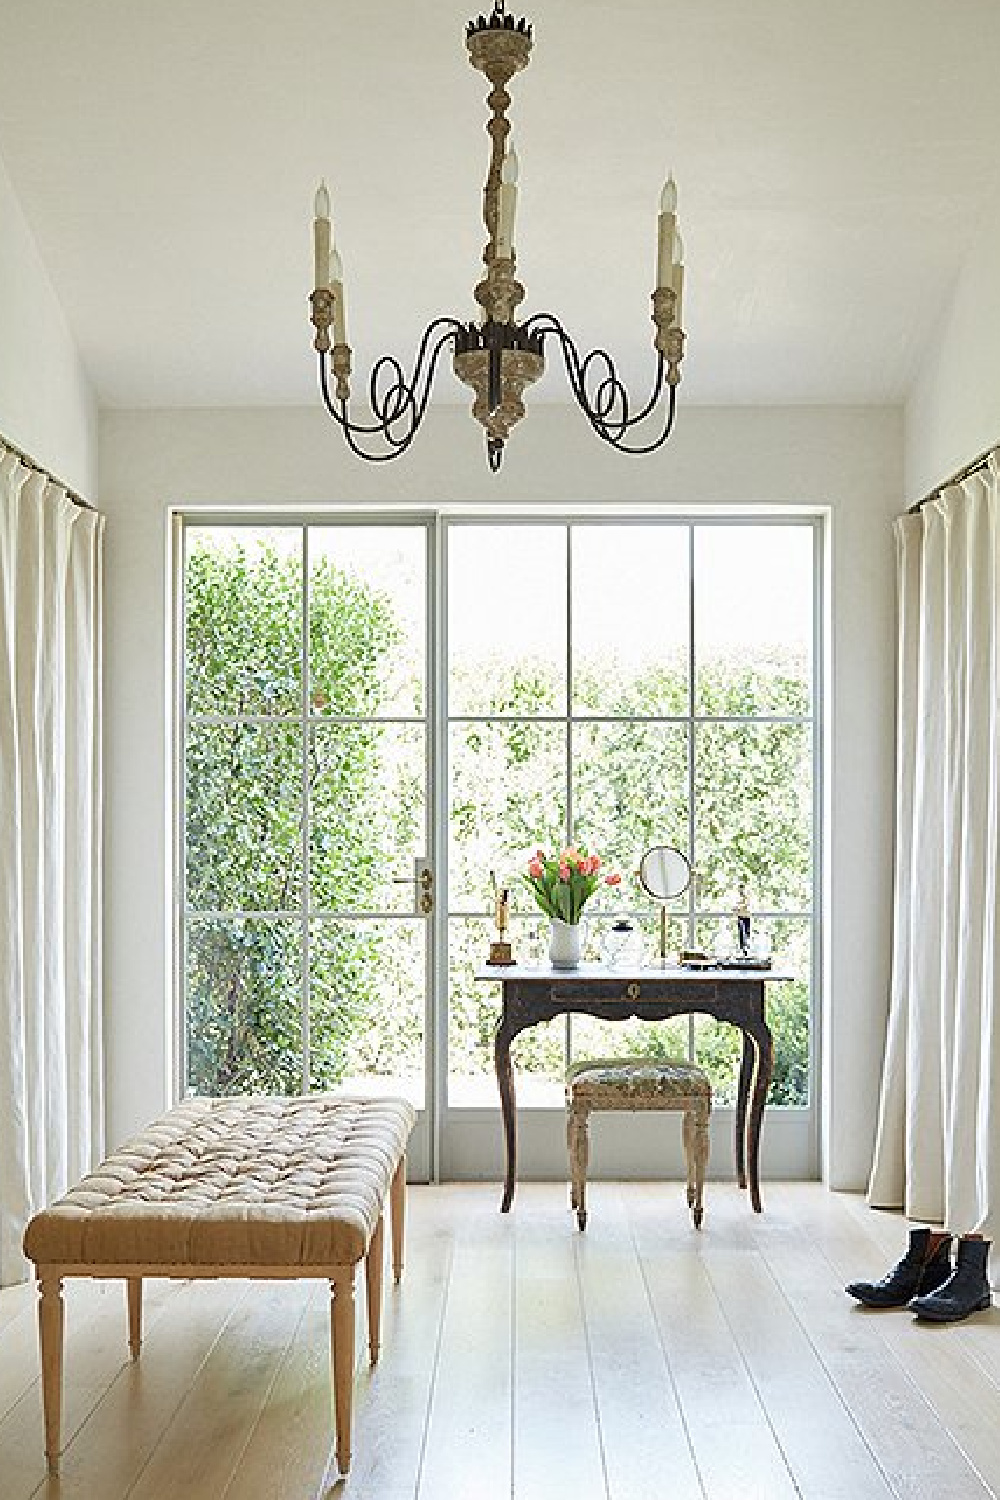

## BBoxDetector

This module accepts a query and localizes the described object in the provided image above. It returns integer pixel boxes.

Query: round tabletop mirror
[639,844,691,902]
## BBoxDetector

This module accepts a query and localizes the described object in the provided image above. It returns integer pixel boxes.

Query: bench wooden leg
[126,1276,143,1359]
[683,1103,711,1229]
[330,1272,356,1475]
[37,1274,64,1476]
[365,1212,384,1365]
[390,1154,406,1283]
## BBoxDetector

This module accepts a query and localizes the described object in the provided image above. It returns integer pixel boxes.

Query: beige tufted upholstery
[24,1094,415,1270]
[22,1092,415,1480]
[566,1057,711,1231]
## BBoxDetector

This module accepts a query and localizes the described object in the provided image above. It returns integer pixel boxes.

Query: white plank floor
[1,1182,998,1500]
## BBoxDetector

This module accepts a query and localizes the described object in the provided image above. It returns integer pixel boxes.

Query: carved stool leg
[568,1103,590,1230]
[682,1106,696,1209]
[691,1101,711,1229]
[365,1212,384,1366]
[331,1273,356,1475]
[38,1274,65,1475]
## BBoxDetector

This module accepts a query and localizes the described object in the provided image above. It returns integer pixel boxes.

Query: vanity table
[475,962,793,1214]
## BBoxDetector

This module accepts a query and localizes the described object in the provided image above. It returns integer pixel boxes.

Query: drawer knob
[626,981,641,1002]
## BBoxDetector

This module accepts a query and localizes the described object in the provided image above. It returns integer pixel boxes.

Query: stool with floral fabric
[565,1056,712,1230]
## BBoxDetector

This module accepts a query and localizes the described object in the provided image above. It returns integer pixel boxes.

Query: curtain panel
[869,456,999,1238]
[0,446,104,1286]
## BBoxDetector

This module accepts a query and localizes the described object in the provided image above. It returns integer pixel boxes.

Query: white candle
[313,180,332,290]
[330,247,347,344]
[656,174,677,289]
[496,147,518,260]
[672,230,684,327]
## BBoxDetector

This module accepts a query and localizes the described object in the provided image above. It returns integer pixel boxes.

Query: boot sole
[912,1295,993,1323]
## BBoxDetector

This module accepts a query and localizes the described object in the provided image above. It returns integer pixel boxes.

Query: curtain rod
[907,439,999,514]
[0,432,95,512]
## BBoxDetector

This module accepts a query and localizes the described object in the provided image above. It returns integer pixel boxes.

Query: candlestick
[313,180,332,291]
[496,148,519,262]
[330,246,347,345]
[672,230,684,327]
[656,175,677,289]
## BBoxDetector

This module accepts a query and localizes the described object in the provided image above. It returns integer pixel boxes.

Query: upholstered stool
[565,1057,712,1230]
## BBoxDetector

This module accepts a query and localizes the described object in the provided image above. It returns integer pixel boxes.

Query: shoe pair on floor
[845,1228,993,1322]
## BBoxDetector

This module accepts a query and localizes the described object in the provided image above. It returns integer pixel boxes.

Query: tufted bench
[22,1093,415,1477]
[566,1057,711,1230]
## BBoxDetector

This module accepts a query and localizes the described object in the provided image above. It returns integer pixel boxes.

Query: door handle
[393,860,433,914]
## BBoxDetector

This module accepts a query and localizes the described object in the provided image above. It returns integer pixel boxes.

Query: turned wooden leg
[569,1105,590,1231]
[365,1213,384,1366]
[692,1101,711,1229]
[567,1107,578,1210]
[682,1107,696,1208]
[390,1154,406,1284]
[330,1273,356,1475]
[38,1274,65,1475]
[126,1277,143,1360]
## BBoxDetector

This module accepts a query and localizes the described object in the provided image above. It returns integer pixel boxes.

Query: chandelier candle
[313,181,332,292]
[308,0,687,469]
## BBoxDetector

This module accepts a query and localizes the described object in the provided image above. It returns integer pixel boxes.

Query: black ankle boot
[910,1237,993,1322]
[845,1227,952,1308]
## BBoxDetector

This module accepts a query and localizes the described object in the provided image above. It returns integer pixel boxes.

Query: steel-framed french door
[178,514,437,1181]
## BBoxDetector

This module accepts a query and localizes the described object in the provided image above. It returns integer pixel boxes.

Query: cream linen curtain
[0,446,104,1286]
[868,456,1000,1239]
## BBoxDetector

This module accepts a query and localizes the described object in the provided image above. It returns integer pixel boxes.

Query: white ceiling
[2,0,999,410]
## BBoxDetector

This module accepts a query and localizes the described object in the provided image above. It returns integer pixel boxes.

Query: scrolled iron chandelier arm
[309,0,687,470]
[524,312,675,450]
[316,317,466,462]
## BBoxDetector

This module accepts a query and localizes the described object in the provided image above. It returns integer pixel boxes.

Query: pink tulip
[559,862,571,881]
[528,859,544,878]
[605,872,622,886]
[535,848,546,861]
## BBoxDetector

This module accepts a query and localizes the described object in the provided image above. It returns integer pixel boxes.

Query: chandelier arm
[524,312,668,436]
[318,321,463,463]
[319,318,466,439]
[524,314,677,453]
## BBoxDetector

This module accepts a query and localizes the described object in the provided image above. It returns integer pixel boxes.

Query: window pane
[572,524,689,715]
[309,526,424,717]
[448,525,567,716]
[570,1015,690,1066]
[309,723,425,912]
[693,917,811,1107]
[310,920,424,1106]
[694,525,813,716]
[186,918,302,1095]
[185,528,301,716]
[449,720,566,910]
[448,917,565,1105]
[186,723,302,911]
[693,722,812,909]
[572,722,688,905]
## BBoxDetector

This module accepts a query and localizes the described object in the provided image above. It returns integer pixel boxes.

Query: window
[177,514,819,1132]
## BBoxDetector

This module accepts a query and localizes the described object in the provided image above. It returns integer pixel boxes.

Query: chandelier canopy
[309,1,686,471]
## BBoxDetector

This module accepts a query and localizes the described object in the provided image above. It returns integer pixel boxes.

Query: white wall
[0,150,97,497]
[99,401,901,1188]
[904,186,1000,502]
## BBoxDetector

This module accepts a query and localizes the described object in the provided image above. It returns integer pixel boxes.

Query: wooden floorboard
[0,1183,997,1500]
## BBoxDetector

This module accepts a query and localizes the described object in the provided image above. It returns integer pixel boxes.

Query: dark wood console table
[475,962,793,1214]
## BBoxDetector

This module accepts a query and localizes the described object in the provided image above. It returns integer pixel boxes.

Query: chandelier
[308,2,686,472]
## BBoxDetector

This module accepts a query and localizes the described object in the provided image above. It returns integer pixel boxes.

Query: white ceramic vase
[549,917,584,969]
